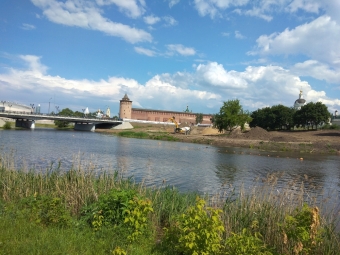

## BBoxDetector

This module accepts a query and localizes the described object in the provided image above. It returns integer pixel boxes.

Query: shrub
[3,121,11,129]
[21,193,72,227]
[123,196,153,241]
[82,189,137,230]
[280,203,322,254]
[164,197,224,255]
[225,228,273,255]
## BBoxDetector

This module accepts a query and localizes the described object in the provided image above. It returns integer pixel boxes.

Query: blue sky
[1,0,339,116]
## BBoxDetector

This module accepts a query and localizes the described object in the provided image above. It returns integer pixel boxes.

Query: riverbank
[1,154,339,254]
[97,124,340,155]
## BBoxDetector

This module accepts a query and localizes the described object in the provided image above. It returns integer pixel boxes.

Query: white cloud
[193,0,253,18]
[31,0,152,44]
[166,44,196,56]
[143,15,161,25]
[21,23,36,30]
[95,0,145,18]
[250,15,340,66]
[134,46,157,57]
[235,30,245,39]
[1,56,339,113]
[195,62,247,89]
[287,0,321,14]
[221,32,230,37]
[163,16,178,26]
[293,60,340,84]
[168,0,180,8]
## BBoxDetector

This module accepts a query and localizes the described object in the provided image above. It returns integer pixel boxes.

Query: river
[1,128,340,208]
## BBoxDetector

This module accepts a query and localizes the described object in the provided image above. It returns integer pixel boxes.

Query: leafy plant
[123,196,153,241]
[21,193,72,227]
[112,246,127,255]
[3,121,12,129]
[164,197,224,255]
[225,228,273,255]
[280,203,322,254]
[82,189,137,230]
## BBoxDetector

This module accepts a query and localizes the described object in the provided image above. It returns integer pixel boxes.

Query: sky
[0,0,340,117]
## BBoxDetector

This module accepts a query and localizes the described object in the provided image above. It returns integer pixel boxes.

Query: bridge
[0,112,123,131]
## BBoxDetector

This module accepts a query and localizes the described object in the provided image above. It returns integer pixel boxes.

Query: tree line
[212,100,331,133]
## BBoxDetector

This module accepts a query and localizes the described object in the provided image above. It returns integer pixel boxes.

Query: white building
[294,90,306,110]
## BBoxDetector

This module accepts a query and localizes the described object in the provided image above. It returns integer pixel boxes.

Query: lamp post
[0,100,5,112]
[48,98,52,114]
[30,104,34,114]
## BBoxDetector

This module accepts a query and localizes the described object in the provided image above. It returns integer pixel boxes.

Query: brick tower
[119,93,132,119]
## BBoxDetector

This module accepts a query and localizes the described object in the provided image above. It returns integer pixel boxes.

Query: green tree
[250,105,295,131]
[54,108,74,128]
[213,99,252,133]
[250,107,275,130]
[271,105,295,130]
[195,113,203,124]
[293,102,330,130]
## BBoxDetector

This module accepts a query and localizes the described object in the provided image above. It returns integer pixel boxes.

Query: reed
[1,152,339,254]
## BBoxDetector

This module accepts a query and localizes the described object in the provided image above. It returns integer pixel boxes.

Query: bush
[225,228,273,255]
[82,189,137,230]
[164,197,224,255]
[3,121,12,129]
[21,194,72,227]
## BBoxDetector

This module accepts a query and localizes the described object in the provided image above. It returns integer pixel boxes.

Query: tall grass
[1,152,339,254]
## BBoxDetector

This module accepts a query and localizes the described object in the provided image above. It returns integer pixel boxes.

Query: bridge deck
[0,112,122,124]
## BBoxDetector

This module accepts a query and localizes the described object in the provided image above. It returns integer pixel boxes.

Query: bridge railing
[0,110,120,121]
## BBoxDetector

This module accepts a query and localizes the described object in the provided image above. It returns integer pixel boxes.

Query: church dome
[294,90,306,110]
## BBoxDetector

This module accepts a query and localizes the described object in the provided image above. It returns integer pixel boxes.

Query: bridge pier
[74,122,95,132]
[15,119,35,129]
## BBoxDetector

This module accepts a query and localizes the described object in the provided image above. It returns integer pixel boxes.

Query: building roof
[121,93,131,101]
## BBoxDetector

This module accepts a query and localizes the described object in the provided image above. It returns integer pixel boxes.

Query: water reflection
[0,129,339,207]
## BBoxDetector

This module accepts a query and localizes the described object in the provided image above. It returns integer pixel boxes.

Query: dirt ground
[97,123,340,155]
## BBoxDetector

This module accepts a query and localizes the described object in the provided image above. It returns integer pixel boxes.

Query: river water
[1,128,340,208]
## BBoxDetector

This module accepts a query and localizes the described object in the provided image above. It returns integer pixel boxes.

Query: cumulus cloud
[1,56,339,113]
[250,15,340,66]
[293,60,340,84]
[31,0,152,43]
[143,15,161,25]
[166,44,196,56]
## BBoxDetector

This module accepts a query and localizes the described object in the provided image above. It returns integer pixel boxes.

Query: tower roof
[121,93,131,101]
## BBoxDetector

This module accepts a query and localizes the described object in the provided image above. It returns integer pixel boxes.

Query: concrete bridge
[0,112,122,131]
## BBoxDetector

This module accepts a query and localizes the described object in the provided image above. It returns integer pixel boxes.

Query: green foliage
[250,105,295,130]
[117,131,149,139]
[112,246,127,255]
[293,102,330,130]
[54,107,75,128]
[225,228,273,255]
[3,121,12,129]
[196,113,204,124]
[320,123,340,130]
[123,196,153,241]
[21,194,72,227]
[164,197,224,255]
[280,203,322,254]
[213,99,252,133]
[82,189,137,230]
